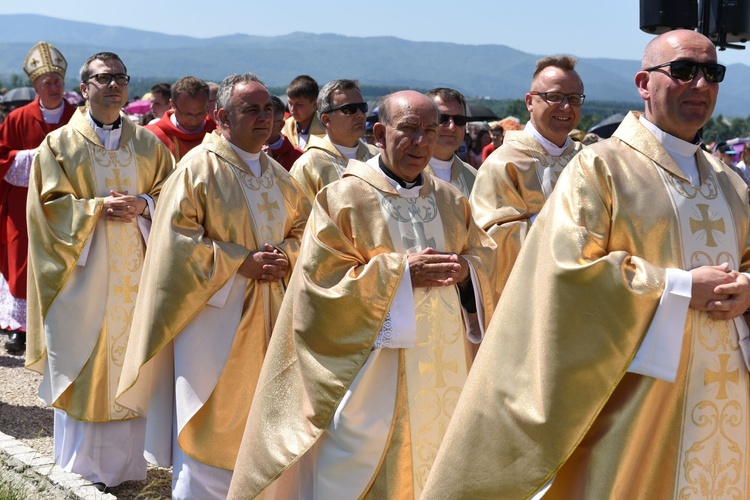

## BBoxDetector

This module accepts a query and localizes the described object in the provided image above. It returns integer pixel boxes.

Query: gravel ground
[0,331,172,499]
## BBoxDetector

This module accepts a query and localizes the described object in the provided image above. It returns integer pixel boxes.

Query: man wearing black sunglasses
[26,51,174,491]
[290,79,378,202]
[424,30,750,500]
[470,54,584,301]
[425,87,477,198]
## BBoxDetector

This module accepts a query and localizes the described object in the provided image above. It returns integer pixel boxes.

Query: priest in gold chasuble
[425,87,477,198]
[423,31,750,499]
[116,74,310,500]
[469,55,584,301]
[26,52,173,488]
[228,91,496,500]
[289,79,378,203]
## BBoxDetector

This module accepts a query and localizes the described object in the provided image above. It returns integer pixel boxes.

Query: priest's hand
[708,269,750,320]
[101,190,144,222]
[689,263,735,317]
[408,248,466,288]
[238,244,288,283]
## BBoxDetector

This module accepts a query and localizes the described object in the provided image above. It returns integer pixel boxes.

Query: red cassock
[144,110,217,162]
[0,97,75,298]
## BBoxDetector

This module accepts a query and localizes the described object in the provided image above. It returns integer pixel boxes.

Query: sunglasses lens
[440,114,468,127]
[341,104,358,115]
[338,103,367,115]
[703,64,725,83]
[669,62,696,81]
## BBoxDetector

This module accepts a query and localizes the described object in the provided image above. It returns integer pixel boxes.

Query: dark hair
[270,95,286,119]
[79,52,127,82]
[150,82,171,101]
[171,76,209,101]
[425,87,467,115]
[286,75,319,101]
[472,129,490,154]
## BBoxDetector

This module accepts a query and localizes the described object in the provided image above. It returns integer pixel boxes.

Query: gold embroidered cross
[419,345,458,388]
[114,276,139,303]
[689,204,725,247]
[258,192,279,221]
[30,57,39,67]
[106,169,131,192]
[704,353,738,399]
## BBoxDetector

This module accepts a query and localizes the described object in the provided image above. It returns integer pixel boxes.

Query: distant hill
[0,14,747,117]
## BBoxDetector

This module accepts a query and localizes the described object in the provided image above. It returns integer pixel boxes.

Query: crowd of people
[1,29,750,499]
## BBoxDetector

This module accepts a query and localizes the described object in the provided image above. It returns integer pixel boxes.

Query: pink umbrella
[64,91,83,106]
[124,99,152,115]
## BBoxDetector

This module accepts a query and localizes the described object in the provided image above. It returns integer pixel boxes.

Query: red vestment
[145,110,216,162]
[0,97,75,299]
[268,135,303,171]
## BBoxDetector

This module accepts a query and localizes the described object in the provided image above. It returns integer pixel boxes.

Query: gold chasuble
[281,113,326,151]
[227,159,496,499]
[117,130,309,470]
[290,135,378,202]
[469,130,581,299]
[421,111,750,499]
[424,155,477,198]
[26,107,173,420]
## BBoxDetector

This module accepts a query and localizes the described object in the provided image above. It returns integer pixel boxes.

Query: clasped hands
[238,243,288,283]
[690,262,750,320]
[101,190,146,222]
[408,248,469,288]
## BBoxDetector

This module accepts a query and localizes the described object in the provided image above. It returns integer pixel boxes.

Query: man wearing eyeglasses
[423,30,750,499]
[25,51,173,490]
[228,90,495,499]
[470,55,584,300]
[290,79,378,202]
[145,76,217,162]
[0,41,76,355]
[425,87,477,198]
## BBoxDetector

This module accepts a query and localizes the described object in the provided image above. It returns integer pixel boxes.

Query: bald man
[227,90,496,499]
[423,29,750,499]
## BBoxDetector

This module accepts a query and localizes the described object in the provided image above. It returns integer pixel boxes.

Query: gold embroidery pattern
[410,286,464,495]
[531,148,576,190]
[93,142,142,420]
[377,190,467,498]
[661,166,748,498]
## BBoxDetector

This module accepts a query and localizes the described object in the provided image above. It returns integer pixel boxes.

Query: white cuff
[373,261,417,349]
[627,268,691,382]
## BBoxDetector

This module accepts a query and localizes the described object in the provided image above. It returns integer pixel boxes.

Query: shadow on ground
[0,401,53,439]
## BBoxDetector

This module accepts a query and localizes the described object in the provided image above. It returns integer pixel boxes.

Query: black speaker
[708,0,750,43]
[640,0,699,34]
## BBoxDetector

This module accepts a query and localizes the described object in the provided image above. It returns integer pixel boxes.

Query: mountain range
[0,14,748,117]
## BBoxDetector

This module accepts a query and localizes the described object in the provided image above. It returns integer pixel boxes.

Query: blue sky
[3,1,749,65]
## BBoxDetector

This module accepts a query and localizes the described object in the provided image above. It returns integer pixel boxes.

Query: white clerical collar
[170,111,205,134]
[323,135,359,160]
[223,135,262,177]
[365,155,422,198]
[524,121,571,157]
[428,156,453,183]
[639,115,700,185]
[39,100,64,124]
[87,111,122,151]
